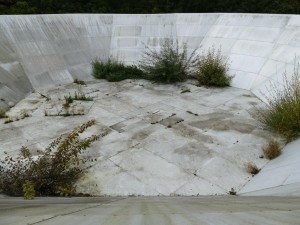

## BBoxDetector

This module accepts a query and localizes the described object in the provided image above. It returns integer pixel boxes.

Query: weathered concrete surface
[1,13,300,197]
[1,196,300,225]
[0,80,272,196]
[240,138,300,196]
[1,13,300,106]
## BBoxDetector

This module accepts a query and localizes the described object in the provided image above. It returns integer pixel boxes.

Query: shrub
[0,120,107,197]
[196,47,232,87]
[257,66,300,141]
[245,162,260,175]
[139,39,199,83]
[92,58,144,81]
[263,139,282,160]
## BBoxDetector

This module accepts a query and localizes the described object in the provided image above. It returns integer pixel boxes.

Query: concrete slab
[0,80,275,196]
[0,196,299,225]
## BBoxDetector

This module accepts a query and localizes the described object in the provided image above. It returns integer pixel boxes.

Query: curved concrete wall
[1,13,300,106]
[1,13,300,196]
[240,139,300,196]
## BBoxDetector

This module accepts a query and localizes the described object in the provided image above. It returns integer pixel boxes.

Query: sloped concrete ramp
[1,196,300,225]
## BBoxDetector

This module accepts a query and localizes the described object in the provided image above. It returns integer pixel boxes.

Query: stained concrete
[1,196,300,225]
[0,80,273,196]
[1,13,300,106]
[1,13,300,197]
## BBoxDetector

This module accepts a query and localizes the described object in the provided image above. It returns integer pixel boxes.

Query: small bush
[263,139,282,160]
[0,120,107,197]
[245,162,260,175]
[196,47,232,87]
[92,58,144,81]
[257,65,300,141]
[139,39,199,83]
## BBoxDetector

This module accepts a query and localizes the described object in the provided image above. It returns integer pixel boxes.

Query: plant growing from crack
[0,120,108,197]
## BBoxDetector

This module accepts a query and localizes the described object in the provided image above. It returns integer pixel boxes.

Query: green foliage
[263,139,282,160]
[196,47,232,87]
[139,40,199,83]
[23,180,35,200]
[0,120,107,197]
[2,0,300,14]
[92,58,144,82]
[257,66,300,141]
[64,90,93,108]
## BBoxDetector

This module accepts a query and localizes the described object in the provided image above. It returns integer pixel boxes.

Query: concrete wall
[1,13,300,196]
[1,13,300,105]
[240,139,300,196]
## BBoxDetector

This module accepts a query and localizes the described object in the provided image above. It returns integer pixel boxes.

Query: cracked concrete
[1,196,300,225]
[0,79,274,196]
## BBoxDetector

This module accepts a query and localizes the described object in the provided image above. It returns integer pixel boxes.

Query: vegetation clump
[258,66,300,141]
[23,180,35,200]
[245,162,260,175]
[263,139,282,160]
[63,91,93,108]
[196,47,232,87]
[92,58,144,82]
[0,120,106,197]
[139,40,199,83]
[74,79,86,85]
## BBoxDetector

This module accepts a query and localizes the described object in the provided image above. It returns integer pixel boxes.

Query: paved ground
[0,80,274,196]
[0,196,300,225]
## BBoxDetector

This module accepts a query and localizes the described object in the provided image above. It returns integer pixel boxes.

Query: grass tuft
[245,162,260,175]
[263,139,282,160]
[92,58,144,82]
[257,64,300,141]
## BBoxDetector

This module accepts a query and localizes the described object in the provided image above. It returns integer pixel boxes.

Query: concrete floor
[0,79,274,196]
[1,196,300,225]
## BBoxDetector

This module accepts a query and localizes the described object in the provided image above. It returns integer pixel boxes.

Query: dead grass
[245,162,260,175]
[263,139,282,160]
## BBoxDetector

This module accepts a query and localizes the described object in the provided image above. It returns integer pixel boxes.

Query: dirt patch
[172,123,214,143]
[190,119,256,134]
[174,141,211,156]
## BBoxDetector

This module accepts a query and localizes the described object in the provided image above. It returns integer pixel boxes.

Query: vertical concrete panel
[1,13,300,103]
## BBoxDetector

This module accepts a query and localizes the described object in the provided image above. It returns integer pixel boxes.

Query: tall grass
[258,65,300,141]
[92,58,144,82]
